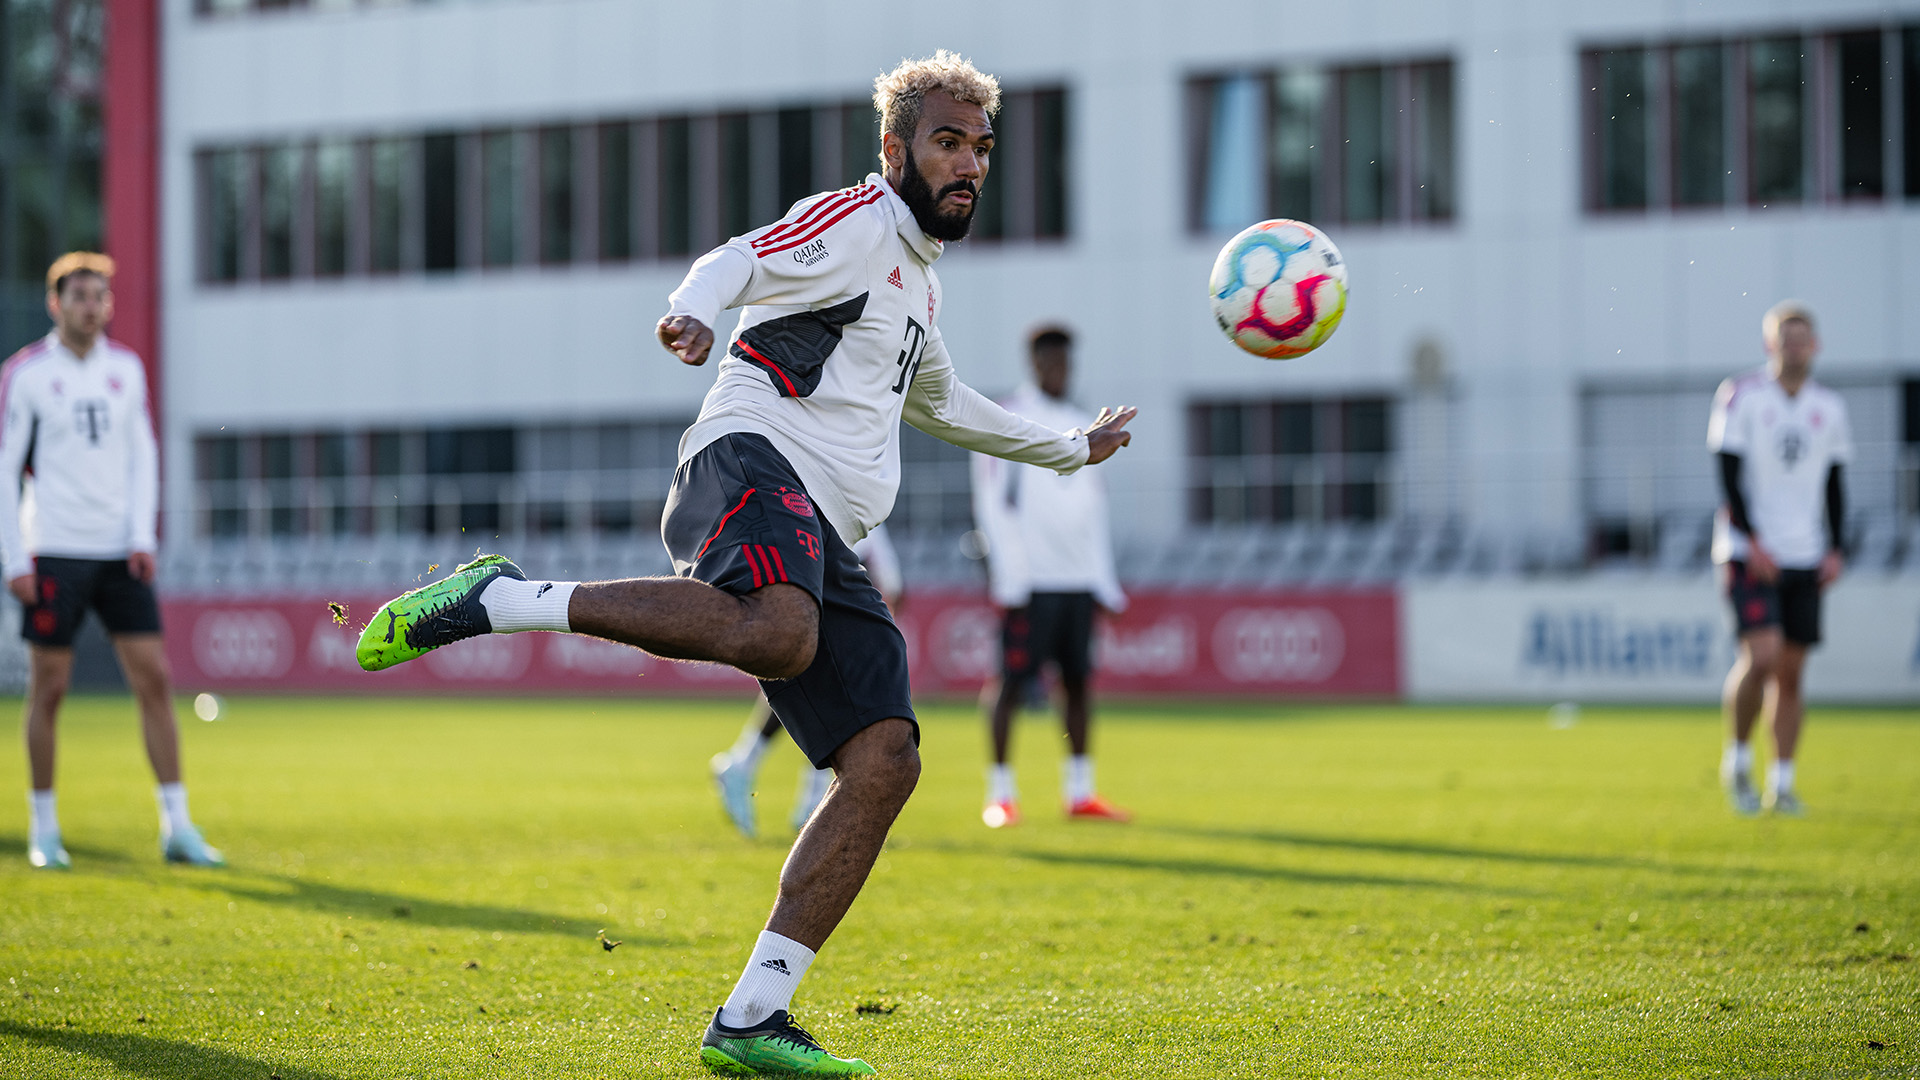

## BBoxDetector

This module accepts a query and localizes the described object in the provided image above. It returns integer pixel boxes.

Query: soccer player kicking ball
[711,525,903,839]
[1708,301,1850,817]
[1,253,224,870]
[357,53,1135,1075]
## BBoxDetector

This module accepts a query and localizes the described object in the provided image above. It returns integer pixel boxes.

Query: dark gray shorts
[661,432,916,768]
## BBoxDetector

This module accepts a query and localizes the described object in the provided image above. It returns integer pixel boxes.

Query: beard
[900,146,978,242]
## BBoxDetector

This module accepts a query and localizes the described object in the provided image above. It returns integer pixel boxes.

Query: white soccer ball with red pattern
[1208,219,1348,360]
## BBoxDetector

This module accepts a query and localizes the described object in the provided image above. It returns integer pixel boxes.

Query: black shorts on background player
[1002,591,1097,684]
[20,556,163,647]
[662,432,916,768]
[1723,560,1822,645]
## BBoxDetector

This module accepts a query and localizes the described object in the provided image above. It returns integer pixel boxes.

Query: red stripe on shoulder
[754,189,886,258]
[751,184,875,251]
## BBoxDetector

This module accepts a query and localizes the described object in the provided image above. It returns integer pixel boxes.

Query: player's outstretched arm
[657,315,714,366]
[1083,406,1136,466]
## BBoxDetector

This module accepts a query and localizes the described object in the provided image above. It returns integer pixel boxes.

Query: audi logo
[192,610,295,679]
[1212,608,1344,682]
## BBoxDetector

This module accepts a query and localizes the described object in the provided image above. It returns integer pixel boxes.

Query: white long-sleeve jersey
[0,333,159,581]
[971,384,1127,612]
[667,173,1089,545]
[1707,368,1852,569]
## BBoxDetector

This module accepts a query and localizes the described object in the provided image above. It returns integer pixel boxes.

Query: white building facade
[152,0,1920,589]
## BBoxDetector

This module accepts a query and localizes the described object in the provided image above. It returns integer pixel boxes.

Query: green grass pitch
[0,695,1914,1078]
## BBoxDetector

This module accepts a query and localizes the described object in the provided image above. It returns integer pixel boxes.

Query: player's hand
[656,315,715,366]
[7,574,34,606]
[1084,406,1137,465]
[128,551,156,584]
[1818,550,1844,588]
[1746,541,1779,584]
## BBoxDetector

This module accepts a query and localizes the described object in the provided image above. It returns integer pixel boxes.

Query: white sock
[156,783,192,837]
[28,789,57,840]
[718,930,816,1028]
[988,763,1017,804]
[1768,759,1795,794]
[1722,741,1753,778]
[1065,755,1094,804]
[730,722,771,772]
[479,577,577,633]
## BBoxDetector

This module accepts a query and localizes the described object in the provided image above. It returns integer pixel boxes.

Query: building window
[421,132,459,273]
[368,137,405,273]
[1584,25,1919,214]
[1191,59,1453,232]
[538,126,573,265]
[1187,397,1395,525]
[1838,31,1885,198]
[314,140,351,276]
[599,123,633,261]
[1594,49,1651,209]
[195,85,1071,287]
[1671,44,1726,206]
[199,148,247,282]
[1748,38,1805,204]
[480,131,516,268]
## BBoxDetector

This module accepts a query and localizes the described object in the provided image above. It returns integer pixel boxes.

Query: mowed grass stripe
[0,697,1913,1078]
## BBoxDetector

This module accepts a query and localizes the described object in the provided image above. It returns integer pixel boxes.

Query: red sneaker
[1067,795,1132,823]
[982,800,1022,828]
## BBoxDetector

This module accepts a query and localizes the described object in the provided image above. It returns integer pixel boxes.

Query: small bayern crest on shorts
[780,489,815,518]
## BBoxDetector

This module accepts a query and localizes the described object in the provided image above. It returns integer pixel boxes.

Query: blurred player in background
[357,53,1136,1075]
[1708,301,1850,817]
[972,327,1129,828]
[711,523,904,838]
[0,253,224,870]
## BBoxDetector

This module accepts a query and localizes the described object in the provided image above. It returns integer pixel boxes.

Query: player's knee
[838,722,919,800]
[745,585,818,679]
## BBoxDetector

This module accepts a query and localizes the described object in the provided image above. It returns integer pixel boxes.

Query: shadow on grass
[0,1021,343,1080]
[183,871,619,941]
[0,831,136,868]
[973,845,1539,896]
[1154,825,1764,877]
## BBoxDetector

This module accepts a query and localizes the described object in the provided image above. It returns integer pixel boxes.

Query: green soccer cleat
[357,554,525,671]
[161,824,226,867]
[700,1009,875,1075]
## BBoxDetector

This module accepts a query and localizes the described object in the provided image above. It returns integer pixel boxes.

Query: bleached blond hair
[46,251,115,296]
[1762,299,1815,341]
[872,51,1001,146]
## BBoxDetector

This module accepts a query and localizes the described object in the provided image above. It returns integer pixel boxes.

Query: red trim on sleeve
[766,545,788,582]
[750,186,871,251]
[734,339,800,397]
[697,488,757,560]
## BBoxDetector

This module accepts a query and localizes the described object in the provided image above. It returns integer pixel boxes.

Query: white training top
[0,333,160,580]
[970,384,1127,612]
[666,174,1089,545]
[1706,368,1852,569]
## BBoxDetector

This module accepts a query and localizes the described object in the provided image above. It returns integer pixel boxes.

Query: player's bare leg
[1763,642,1809,814]
[112,634,180,784]
[1061,673,1128,821]
[22,645,72,792]
[1720,628,1778,815]
[21,645,73,869]
[110,633,223,865]
[765,718,919,949]
[568,579,816,679]
[982,675,1024,826]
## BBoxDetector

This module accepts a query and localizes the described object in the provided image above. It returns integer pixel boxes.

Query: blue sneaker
[711,753,758,839]
[162,824,226,867]
[28,832,71,870]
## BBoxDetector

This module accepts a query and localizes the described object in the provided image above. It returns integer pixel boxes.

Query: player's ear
[881,130,905,173]
[44,290,59,322]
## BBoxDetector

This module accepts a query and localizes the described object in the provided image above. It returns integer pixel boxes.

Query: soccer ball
[1208,219,1348,359]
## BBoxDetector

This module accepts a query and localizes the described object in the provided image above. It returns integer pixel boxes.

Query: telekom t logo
[795,531,822,561]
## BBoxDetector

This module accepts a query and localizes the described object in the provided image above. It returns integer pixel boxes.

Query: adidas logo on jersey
[887,266,903,289]
[759,958,792,974]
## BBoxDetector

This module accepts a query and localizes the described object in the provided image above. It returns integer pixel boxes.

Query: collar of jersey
[870,173,944,266]
[44,330,104,365]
